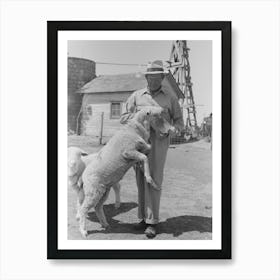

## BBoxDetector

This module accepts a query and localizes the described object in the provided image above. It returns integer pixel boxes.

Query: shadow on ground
[87,202,212,237]
[87,202,141,235]
[157,215,212,237]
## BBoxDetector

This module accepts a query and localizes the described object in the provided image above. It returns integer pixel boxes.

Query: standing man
[120,60,184,238]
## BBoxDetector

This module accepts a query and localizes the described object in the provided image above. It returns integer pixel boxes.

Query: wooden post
[99,112,104,145]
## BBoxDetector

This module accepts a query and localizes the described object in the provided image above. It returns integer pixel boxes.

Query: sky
[68,40,212,123]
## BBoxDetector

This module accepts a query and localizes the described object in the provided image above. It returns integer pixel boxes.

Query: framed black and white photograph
[47,21,231,259]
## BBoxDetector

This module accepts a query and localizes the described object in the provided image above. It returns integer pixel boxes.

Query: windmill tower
[168,40,198,138]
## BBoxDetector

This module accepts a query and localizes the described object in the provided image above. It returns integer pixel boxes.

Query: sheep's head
[135,106,173,136]
[135,106,163,123]
[67,147,88,176]
[150,113,173,136]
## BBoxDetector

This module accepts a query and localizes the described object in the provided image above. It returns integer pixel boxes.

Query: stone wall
[68,57,96,132]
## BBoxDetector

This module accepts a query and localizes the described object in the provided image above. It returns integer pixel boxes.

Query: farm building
[76,72,184,138]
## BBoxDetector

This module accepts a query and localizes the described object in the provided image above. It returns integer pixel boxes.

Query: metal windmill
[167,40,198,138]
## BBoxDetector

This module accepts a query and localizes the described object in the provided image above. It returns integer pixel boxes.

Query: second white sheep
[68,147,121,221]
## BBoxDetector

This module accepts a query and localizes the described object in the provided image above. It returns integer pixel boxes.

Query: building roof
[77,72,184,99]
[77,73,146,94]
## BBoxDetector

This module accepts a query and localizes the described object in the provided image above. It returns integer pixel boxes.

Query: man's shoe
[133,220,147,230]
[145,225,157,238]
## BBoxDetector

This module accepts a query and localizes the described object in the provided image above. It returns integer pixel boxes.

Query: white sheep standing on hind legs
[68,147,121,221]
[79,106,172,238]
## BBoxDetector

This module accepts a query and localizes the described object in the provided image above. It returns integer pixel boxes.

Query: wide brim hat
[144,60,169,75]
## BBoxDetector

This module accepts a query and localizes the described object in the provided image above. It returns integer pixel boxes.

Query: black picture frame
[47,21,231,259]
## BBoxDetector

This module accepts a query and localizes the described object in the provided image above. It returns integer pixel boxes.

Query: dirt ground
[68,136,212,240]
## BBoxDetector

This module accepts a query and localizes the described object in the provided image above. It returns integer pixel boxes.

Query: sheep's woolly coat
[68,147,97,189]
[82,119,150,194]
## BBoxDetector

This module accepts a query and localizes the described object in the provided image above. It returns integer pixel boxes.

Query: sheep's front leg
[112,183,121,209]
[123,150,160,190]
[137,141,151,155]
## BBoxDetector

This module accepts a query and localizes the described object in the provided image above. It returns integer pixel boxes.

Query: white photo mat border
[58,30,222,250]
